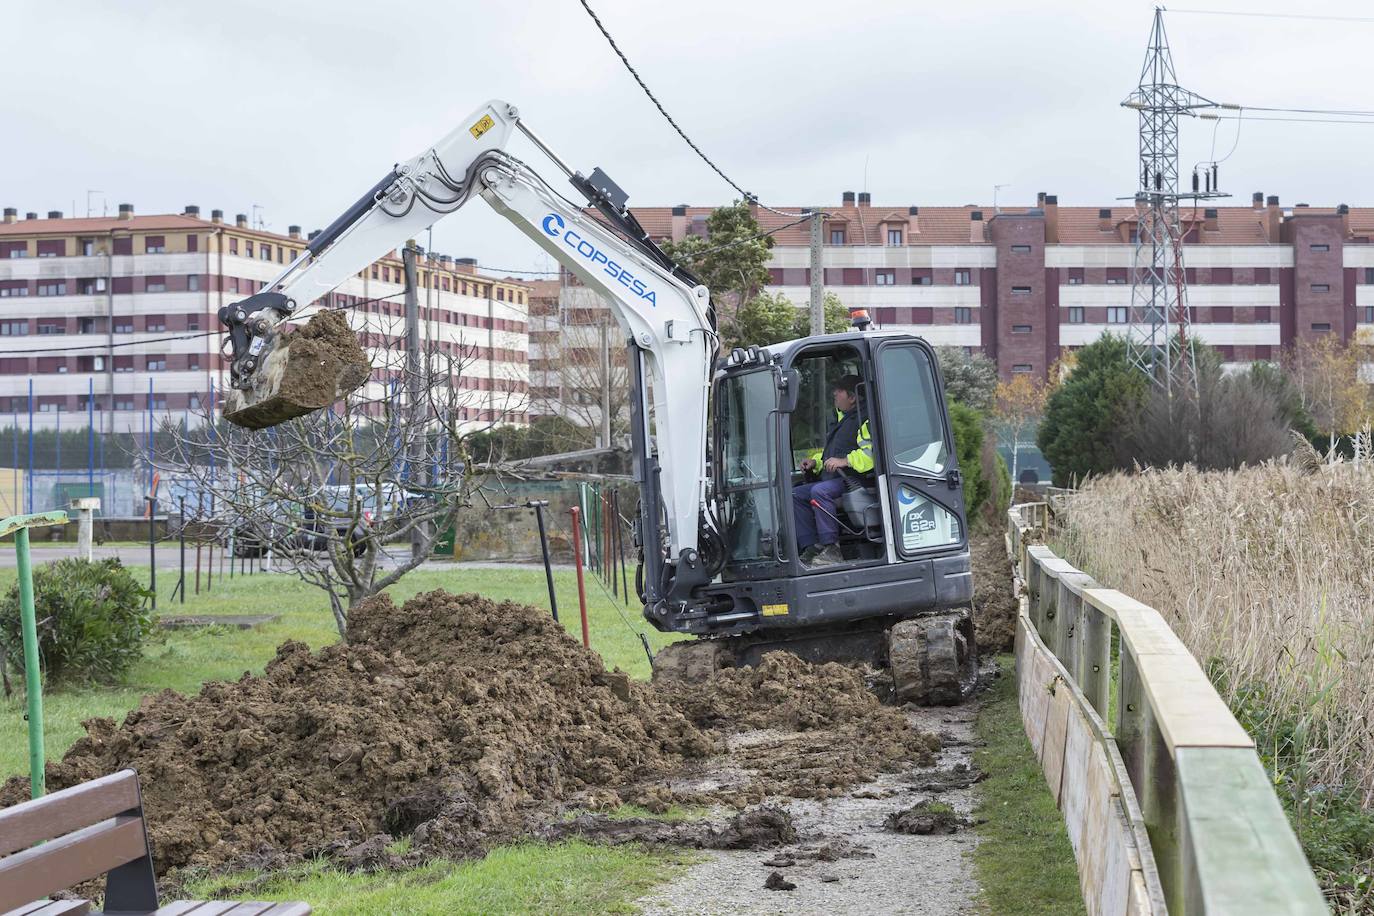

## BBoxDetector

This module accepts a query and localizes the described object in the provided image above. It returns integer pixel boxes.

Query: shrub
[948,401,990,519]
[0,558,153,684]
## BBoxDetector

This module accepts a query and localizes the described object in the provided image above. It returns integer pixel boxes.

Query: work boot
[807,544,844,568]
[799,545,820,565]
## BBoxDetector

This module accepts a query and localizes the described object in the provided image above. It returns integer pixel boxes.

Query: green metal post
[16,526,43,798]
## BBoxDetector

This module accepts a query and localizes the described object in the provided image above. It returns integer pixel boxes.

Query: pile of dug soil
[0,591,711,875]
[970,526,1017,653]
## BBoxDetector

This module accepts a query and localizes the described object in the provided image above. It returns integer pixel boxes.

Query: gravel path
[637,704,983,915]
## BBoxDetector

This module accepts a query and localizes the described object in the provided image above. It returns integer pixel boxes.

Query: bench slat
[0,817,146,914]
[0,771,141,857]
[1,900,90,916]
[150,904,238,915]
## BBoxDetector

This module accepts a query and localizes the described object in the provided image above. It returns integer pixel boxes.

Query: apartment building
[628,192,1374,379]
[0,205,530,429]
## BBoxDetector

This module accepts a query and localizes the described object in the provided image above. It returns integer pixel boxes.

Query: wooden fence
[1007,501,1327,915]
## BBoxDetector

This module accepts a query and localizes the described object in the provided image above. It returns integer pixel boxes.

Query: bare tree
[1285,332,1373,461]
[157,315,525,637]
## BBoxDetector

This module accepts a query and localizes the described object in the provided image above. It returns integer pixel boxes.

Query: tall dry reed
[1057,462,1374,802]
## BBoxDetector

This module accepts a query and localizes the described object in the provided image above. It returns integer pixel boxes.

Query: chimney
[1204,207,1219,232]
[117,203,133,221]
[1036,191,1046,207]
[857,192,871,208]
[1339,203,1350,237]
[1098,207,1113,231]
[2,208,15,224]
[745,194,759,219]
[907,205,920,237]
[1265,195,1281,242]
[211,209,223,224]
[1252,191,1264,211]
[47,210,62,219]
[970,210,984,243]
[183,204,200,217]
[671,204,688,242]
[1043,194,1059,243]
[307,229,321,241]
[288,225,301,239]
[455,256,477,275]
[1295,203,1309,208]
[25,212,37,220]
[235,213,248,228]
[842,191,855,206]
[439,254,452,269]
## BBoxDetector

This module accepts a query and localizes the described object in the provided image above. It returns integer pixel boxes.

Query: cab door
[868,339,968,559]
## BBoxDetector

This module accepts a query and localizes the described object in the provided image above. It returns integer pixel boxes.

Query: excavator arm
[219,100,718,607]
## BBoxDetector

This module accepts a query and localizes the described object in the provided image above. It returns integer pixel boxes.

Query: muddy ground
[2,519,1020,910]
[2,595,943,880]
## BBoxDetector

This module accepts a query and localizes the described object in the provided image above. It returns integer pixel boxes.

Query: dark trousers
[793,477,848,550]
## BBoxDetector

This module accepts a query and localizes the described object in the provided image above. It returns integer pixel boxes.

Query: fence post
[569,506,590,649]
[528,500,558,623]
[146,496,157,610]
[178,497,186,604]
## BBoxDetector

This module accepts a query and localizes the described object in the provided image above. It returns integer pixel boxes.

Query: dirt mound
[970,526,1017,652]
[538,805,796,850]
[884,799,966,835]
[1,591,710,875]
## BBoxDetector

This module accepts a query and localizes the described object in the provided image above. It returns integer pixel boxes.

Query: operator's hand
[800,457,816,472]
[824,456,849,473]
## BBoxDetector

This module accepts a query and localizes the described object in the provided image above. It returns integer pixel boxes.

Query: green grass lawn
[973,657,1085,916]
[0,562,682,780]
[183,842,700,916]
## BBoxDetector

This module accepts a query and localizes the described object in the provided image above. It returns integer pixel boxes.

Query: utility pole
[598,320,612,449]
[402,241,424,559]
[808,208,825,335]
[1121,8,1225,399]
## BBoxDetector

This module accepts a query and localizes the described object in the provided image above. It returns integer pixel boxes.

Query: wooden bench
[0,770,309,916]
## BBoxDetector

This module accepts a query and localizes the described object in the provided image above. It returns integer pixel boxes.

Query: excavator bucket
[223,310,371,430]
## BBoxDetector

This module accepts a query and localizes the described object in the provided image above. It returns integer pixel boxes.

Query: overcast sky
[7,0,1374,275]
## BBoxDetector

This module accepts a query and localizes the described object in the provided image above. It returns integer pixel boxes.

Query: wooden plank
[1098,796,1139,916]
[259,906,311,916]
[1059,702,1093,856]
[1125,872,1154,916]
[1077,738,1116,916]
[1,901,89,916]
[1040,669,1072,804]
[1176,747,1326,915]
[0,818,146,914]
[0,771,141,856]
[151,904,239,915]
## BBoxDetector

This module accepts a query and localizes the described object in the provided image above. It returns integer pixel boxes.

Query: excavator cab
[651,328,977,704]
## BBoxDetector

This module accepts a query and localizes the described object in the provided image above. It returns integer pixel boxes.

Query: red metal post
[570,506,591,648]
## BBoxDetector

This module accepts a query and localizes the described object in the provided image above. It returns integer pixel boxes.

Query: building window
[1365,306,1374,323]
[950,307,971,324]
[112,237,132,256]
[145,276,167,293]
[886,228,903,246]
[79,237,95,256]
[1011,324,1032,333]
[1012,364,1033,374]
[36,321,65,335]
[245,241,254,258]
[371,265,379,279]
[114,319,134,334]
[1107,306,1128,324]
[1255,306,1271,323]
[187,274,200,291]
[1010,244,1031,253]
[146,357,166,371]
[1312,284,1330,293]
[1067,276,1083,285]
[912,273,931,285]
[875,270,895,286]
[145,236,165,253]
[0,320,28,336]
[830,228,846,245]
[953,270,972,286]
[36,281,66,297]
[188,354,201,371]
[114,398,134,410]
[229,238,239,255]
[1311,322,1331,332]
[1106,277,1125,285]
[0,241,27,259]
[78,317,96,334]
[77,277,106,295]
[1311,244,1330,252]
[1011,285,1031,295]
[0,282,28,297]
[1364,268,1374,285]
[37,239,64,258]
[187,234,198,253]
[189,394,202,409]
[1067,306,1085,323]
[145,316,166,332]
[188,315,200,331]
[261,246,272,261]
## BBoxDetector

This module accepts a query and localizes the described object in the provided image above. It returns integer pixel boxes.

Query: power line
[576,0,810,219]
[1169,7,1374,24]
[1,292,407,357]
[1202,113,1374,125]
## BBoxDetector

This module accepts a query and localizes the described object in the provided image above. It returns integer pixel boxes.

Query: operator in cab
[793,375,875,567]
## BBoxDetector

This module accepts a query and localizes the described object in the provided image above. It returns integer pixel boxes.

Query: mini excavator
[219,100,976,703]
